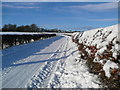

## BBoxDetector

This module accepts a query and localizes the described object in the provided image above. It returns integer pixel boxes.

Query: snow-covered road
[2,36,102,88]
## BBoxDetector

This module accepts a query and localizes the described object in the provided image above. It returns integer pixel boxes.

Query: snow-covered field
[0,32,73,36]
[2,35,102,88]
[0,32,43,35]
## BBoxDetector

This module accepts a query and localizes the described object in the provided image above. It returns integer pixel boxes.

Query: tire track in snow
[27,37,69,88]
[26,43,65,88]
[46,37,69,88]
[46,37,70,88]
[17,37,67,88]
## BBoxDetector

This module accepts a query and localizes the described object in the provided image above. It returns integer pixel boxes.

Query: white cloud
[64,26,95,30]
[1,0,119,2]
[14,2,37,5]
[2,4,41,9]
[93,18,118,21]
[73,17,118,21]
[68,2,118,12]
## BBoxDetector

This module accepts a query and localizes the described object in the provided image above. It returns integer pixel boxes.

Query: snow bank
[0,32,43,35]
[72,24,120,82]
[103,60,118,78]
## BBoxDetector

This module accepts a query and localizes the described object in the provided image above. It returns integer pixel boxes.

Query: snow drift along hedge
[72,24,120,88]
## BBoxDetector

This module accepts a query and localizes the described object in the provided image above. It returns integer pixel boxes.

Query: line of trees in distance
[2,24,74,33]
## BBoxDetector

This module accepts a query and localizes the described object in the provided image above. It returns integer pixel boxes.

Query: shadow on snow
[2,36,64,69]
[11,50,77,67]
[33,47,73,56]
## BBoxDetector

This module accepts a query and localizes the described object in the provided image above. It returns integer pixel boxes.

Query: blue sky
[2,0,119,2]
[2,2,118,31]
